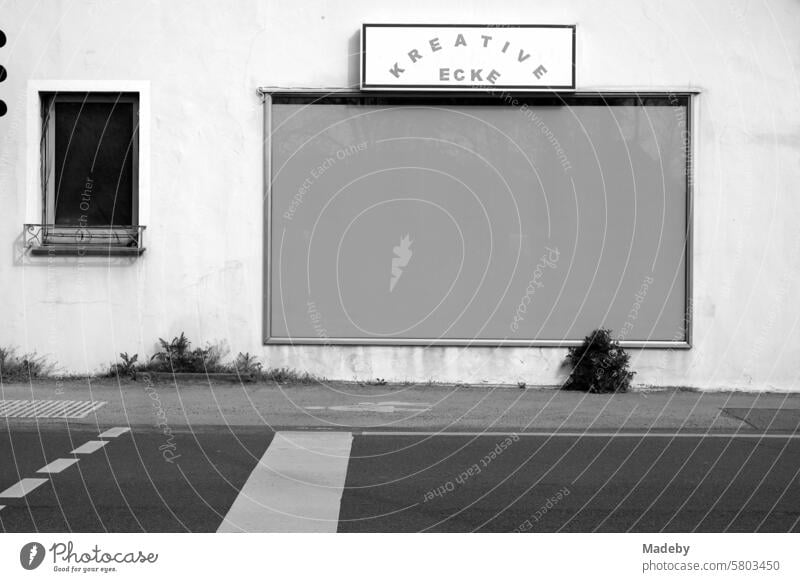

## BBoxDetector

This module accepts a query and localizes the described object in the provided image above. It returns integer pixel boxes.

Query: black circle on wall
[0,100,7,117]
[0,65,6,82]
[0,30,6,47]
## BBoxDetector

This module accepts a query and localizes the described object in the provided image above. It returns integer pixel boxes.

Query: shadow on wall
[348,30,360,88]
[12,229,140,268]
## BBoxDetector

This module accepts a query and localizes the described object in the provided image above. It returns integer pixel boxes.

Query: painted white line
[0,399,106,419]
[85,401,106,412]
[306,401,432,413]
[359,431,800,439]
[37,458,80,474]
[69,401,101,417]
[98,427,131,438]
[217,431,353,533]
[0,401,30,415]
[0,505,5,511]
[32,401,62,416]
[0,478,49,498]
[70,440,109,454]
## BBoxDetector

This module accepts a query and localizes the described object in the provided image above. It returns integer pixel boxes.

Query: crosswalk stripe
[2,401,29,415]
[0,400,105,419]
[60,401,83,415]
[35,401,64,416]
[58,402,82,417]
[37,458,80,474]
[17,404,36,418]
[55,400,81,415]
[53,402,76,417]
[86,402,106,415]
[1,405,23,417]
[98,427,131,438]
[69,402,97,416]
[0,478,48,498]
[217,431,353,533]
[70,441,108,454]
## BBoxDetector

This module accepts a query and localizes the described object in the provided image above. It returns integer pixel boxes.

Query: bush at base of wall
[563,328,635,394]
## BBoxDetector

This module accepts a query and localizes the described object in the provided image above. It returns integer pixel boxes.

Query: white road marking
[306,401,432,413]
[217,431,353,533]
[0,400,106,419]
[30,401,62,416]
[0,505,5,511]
[359,431,800,439]
[70,402,99,416]
[0,401,29,415]
[37,458,80,474]
[98,427,131,438]
[70,440,109,454]
[0,478,49,498]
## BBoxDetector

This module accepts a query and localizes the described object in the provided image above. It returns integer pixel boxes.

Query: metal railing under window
[23,224,146,256]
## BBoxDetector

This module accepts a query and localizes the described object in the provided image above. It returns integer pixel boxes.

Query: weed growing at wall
[261,367,320,383]
[232,352,263,376]
[105,333,321,383]
[0,347,51,382]
[149,332,226,373]
[109,352,139,380]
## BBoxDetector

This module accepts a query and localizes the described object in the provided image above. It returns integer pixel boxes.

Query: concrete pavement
[2,379,799,433]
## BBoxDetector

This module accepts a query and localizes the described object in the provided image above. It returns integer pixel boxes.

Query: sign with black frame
[361,24,576,91]
[261,91,693,348]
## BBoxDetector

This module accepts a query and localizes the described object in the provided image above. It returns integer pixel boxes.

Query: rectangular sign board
[265,93,691,347]
[361,24,575,91]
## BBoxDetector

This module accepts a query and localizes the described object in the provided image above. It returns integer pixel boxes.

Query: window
[26,91,145,255]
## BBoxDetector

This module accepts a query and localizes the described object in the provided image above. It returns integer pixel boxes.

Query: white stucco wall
[1,0,799,390]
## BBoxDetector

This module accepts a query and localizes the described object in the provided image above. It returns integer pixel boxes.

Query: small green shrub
[109,352,139,380]
[0,347,50,382]
[231,352,263,376]
[563,328,635,393]
[149,332,226,373]
[151,332,192,371]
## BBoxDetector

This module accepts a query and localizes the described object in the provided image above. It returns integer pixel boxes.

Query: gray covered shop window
[264,93,692,346]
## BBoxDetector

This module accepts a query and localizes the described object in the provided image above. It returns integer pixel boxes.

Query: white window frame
[25,80,150,236]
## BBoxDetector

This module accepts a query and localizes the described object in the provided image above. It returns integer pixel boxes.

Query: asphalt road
[1,423,798,532]
[340,434,800,532]
[0,423,273,532]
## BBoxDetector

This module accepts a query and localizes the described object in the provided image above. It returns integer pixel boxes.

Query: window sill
[28,245,146,257]
[24,224,147,257]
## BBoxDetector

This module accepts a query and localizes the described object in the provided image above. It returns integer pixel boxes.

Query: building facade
[1,0,799,390]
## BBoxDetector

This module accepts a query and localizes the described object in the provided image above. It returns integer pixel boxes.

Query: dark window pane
[54,100,135,226]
